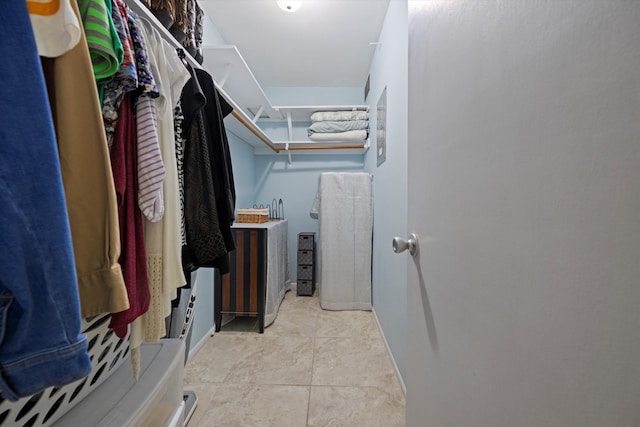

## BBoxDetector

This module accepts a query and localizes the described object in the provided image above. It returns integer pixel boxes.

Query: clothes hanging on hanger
[180,68,236,275]
[102,0,138,148]
[130,11,165,223]
[28,0,81,58]
[129,18,190,373]
[171,0,188,43]
[109,92,150,338]
[173,49,190,252]
[0,0,91,401]
[106,0,150,338]
[4,0,238,393]
[197,71,236,236]
[77,0,123,102]
[179,60,220,272]
[40,0,129,319]
[182,110,228,272]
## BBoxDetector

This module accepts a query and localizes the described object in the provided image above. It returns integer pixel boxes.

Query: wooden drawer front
[221,228,267,316]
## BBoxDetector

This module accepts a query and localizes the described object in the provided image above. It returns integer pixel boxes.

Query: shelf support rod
[286,142,292,165]
[251,106,264,123]
[286,112,293,142]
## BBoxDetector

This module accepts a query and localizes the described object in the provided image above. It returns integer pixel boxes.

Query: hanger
[176,47,190,70]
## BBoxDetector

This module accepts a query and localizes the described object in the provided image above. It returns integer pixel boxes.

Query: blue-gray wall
[254,87,367,282]
[188,268,214,356]
[251,3,409,386]
[364,0,408,386]
[228,132,256,209]
[189,122,257,354]
[253,154,366,282]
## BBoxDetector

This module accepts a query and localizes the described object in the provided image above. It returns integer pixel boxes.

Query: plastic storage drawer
[297,265,314,281]
[297,250,314,266]
[297,280,314,296]
[297,233,315,250]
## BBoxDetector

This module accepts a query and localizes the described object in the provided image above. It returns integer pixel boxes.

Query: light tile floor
[184,287,406,427]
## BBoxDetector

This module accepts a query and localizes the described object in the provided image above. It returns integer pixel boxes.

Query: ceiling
[199,0,390,88]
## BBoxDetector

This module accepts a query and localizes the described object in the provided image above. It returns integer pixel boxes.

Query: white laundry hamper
[0,314,130,427]
[0,271,199,427]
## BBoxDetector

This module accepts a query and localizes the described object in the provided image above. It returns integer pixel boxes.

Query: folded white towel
[308,120,369,135]
[308,130,368,142]
[310,110,369,122]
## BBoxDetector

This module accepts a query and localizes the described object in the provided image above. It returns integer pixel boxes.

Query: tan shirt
[40,0,129,318]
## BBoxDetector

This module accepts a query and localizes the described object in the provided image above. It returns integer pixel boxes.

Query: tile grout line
[184,291,405,426]
[306,293,320,427]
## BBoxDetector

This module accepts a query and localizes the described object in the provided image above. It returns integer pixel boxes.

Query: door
[406,1,640,426]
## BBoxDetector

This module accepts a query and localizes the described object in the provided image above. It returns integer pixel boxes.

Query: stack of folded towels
[307,110,369,142]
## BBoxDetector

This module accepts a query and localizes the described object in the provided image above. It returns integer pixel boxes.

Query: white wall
[364,0,408,385]
[201,13,227,45]
[264,86,363,106]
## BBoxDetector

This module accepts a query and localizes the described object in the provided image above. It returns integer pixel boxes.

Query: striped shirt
[77,0,122,82]
[129,13,164,222]
[135,99,165,222]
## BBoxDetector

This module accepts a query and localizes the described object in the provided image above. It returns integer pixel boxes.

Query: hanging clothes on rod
[146,0,204,63]
[103,0,152,340]
[173,48,190,253]
[180,63,237,275]
[128,14,191,378]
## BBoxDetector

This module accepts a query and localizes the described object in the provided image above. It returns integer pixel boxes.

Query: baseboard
[187,325,216,361]
[372,307,406,396]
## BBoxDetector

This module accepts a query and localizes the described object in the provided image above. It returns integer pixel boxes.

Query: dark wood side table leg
[214,269,222,332]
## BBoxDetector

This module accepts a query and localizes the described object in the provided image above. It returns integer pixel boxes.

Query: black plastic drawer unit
[297,232,315,296]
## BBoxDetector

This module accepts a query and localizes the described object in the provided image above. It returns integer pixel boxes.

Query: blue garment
[0,1,91,401]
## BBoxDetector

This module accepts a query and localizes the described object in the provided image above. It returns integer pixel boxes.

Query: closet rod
[231,110,280,153]
[125,0,279,154]
[126,0,199,67]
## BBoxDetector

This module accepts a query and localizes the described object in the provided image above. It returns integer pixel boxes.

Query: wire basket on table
[236,208,269,223]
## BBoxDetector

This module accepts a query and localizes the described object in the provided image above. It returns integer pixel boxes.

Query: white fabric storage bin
[310,172,373,310]
[53,339,185,427]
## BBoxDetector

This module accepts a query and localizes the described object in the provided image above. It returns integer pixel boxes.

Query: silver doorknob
[392,233,419,257]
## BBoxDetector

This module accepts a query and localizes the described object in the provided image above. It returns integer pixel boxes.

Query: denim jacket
[0,1,91,401]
